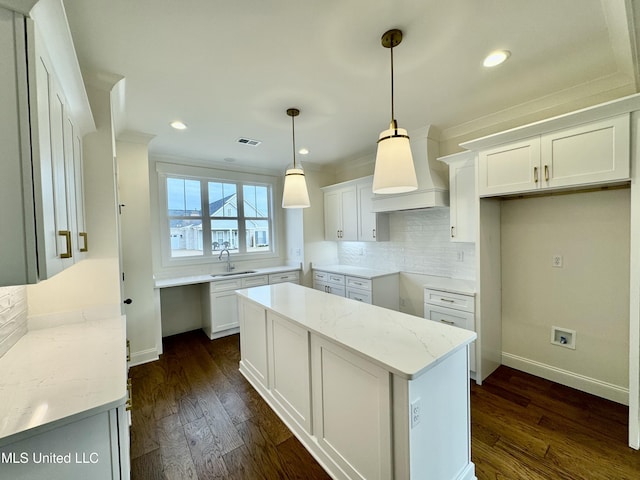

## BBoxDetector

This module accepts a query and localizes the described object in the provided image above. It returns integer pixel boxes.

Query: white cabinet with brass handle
[1,4,92,286]
[476,114,630,197]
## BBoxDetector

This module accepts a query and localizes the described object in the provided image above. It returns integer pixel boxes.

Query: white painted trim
[128,347,159,367]
[502,352,629,405]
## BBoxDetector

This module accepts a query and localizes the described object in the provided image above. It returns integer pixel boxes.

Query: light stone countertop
[422,275,476,296]
[236,283,476,380]
[0,316,127,446]
[311,264,399,279]
[154,265,301,288]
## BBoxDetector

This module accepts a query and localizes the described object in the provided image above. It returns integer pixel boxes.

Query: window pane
[167,178,201,216]
[243,185,269,218]
[169,219,203,257]
[211,219,239,253]
[209,182,237,217]
[245,219,270,252]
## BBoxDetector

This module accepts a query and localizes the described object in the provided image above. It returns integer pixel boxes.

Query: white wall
[116,134,159,365]
[337,208,476,316]
[501,188,630,401]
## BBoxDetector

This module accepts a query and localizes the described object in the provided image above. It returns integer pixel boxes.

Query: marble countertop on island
[236,283,476,380]
[311,264,399,279]
[154,265,301,288]
[0,316,127,446]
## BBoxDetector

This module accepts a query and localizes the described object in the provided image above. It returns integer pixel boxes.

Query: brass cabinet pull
[58,230,72,258]
[79,232,88,252]
[534,166,539,183]
[126,339,131,362]
[126,378,133,411]
[440,319,455,326]
[544,164,550,181]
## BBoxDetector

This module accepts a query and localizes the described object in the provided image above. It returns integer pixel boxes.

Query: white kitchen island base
[237,283,476,480]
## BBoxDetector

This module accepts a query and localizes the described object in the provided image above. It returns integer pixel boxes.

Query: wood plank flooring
[129,330,640,479]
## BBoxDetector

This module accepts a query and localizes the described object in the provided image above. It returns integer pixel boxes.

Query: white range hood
[371,125,449,212]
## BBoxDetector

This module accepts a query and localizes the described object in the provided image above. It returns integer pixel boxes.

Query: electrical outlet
[552,254,563,268]
[410,398,421,428]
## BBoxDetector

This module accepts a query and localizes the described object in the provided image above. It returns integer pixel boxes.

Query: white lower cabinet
[311,334,392,480]
[269,312,311,433]
[0,405,130,480]
[203,275,268,339]
[313,269,399,310]
[424,288,476,373]
[238,294,475,480]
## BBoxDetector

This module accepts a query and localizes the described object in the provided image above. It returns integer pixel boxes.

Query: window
[160,167,276,263]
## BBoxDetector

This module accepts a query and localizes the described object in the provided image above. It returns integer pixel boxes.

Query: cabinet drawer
[346,277,372,291]
[313,271,328,282]
[424,288,474,313]
[314,270,345,286]
[210,278,243,292]
[243,275,268,287]
[346,288,372,304]
[269,271,300,284]
[424,304,474,331]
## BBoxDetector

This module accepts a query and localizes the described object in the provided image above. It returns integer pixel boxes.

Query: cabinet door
[211,290,239,333]
[357,181,389,242]
[269,312,311,432]
[424,305,476,372]
[324,190,341,241]
[478,137,541,196]
[542,115,630,189]
[311,335,392,480]
[346,288,372,304]
[449,159,476,243]
[239,299,269,388]
[339,187,358,241]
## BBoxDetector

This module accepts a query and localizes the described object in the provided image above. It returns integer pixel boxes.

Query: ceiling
[62,0,640,171]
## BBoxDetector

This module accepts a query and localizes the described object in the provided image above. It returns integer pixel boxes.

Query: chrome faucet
[218,248,234,272]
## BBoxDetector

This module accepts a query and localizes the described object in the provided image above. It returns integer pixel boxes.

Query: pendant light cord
[390,43,395,126]
[291,114,297,168]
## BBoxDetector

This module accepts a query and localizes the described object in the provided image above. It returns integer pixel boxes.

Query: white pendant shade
[282,167,310,208]
[372,127,418,194]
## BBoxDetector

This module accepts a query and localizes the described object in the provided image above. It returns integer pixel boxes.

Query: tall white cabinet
[460,94,640,449]
[0,2,93,286]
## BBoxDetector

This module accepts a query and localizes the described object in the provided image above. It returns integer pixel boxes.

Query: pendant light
[282,108,311,208]
[372,29,418,194]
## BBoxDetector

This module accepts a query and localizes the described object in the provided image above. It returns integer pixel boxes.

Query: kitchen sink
[211,270,257,277]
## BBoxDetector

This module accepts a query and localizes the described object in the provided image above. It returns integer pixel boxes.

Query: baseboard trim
[501,352,629,405]
[129,347,159,367]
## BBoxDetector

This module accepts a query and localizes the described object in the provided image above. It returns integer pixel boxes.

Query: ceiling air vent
[236,137,261,146]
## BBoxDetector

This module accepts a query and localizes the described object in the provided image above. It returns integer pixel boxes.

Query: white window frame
[157,162,279,267]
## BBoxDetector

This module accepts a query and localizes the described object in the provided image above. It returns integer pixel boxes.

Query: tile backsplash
[338,208,475,280]
[0,286,27,358]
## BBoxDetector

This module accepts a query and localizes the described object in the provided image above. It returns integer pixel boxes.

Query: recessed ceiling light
[298,148,309,155]
[483,50,511,67]
[170,121,187,130]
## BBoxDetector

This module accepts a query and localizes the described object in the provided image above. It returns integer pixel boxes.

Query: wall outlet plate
[552,254,563,268]
[410,398,421,428]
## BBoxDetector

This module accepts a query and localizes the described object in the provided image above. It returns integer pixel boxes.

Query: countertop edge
[155,265,301,288]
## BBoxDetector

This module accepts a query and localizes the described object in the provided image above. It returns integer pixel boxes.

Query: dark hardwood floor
[130,330,640,479]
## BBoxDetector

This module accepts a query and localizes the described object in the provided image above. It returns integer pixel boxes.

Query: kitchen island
[236,283,477,480]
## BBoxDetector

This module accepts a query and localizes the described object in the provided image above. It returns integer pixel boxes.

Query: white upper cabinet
[477,114,630,197]
[0,3,93,286]
[438,151,477,243]
[323,176,389,242]
[324,184,358,241]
